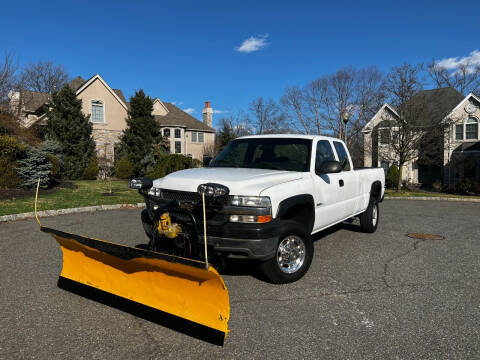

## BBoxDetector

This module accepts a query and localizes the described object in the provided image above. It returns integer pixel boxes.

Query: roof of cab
[237,134,343,142]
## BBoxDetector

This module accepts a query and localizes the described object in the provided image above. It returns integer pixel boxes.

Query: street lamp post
[342,111,350,144]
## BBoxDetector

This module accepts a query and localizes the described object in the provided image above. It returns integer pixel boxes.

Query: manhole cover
[406,233,445,240]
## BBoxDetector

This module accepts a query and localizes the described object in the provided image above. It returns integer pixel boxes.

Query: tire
[259,221,313,284]
[359,200,379,233]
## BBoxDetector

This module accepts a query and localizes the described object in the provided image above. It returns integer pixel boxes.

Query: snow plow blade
[39,226,230,341]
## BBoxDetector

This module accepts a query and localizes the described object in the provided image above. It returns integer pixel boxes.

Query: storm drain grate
[406,233,445,240]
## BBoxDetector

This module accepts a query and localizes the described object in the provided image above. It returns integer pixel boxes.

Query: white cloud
[435,50,480,73]
[213,109,229,114]
[183,108,195,114]
[172,101,183,106]
[235,34,269,53]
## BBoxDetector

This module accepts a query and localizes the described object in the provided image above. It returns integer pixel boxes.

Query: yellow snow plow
[35,179,230,343]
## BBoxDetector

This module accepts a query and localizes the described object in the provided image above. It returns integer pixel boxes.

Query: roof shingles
[154,102,215,132]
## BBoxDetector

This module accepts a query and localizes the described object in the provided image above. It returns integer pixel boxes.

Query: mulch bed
[0,182,77,201]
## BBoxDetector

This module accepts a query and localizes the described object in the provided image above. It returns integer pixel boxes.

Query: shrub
[0,135,26,160]
[456,179,473,194]
[82,158,99,180]
[432,180,442,192]
[16,146,52,188]
[386,165,399,189]
[147,154,198,179]
[0,135,25,188]
[0,157,21,188]
[115,157,134,179]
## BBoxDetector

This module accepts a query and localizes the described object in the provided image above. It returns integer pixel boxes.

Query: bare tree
[427,59,480,96]
[98,144,114,194]
[249,97,286,134]
[280,66,385,166]
[0,52,19,108]
[19,60,68,94]
[379,63,426,190]
[215,110,252,151]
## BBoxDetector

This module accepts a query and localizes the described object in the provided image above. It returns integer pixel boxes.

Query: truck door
[332,141,358,217]
[312,140,346,231]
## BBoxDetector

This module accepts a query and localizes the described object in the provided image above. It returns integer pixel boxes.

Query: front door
[312,139,346,231]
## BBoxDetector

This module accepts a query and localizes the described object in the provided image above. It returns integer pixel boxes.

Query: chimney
[202,101,213,128]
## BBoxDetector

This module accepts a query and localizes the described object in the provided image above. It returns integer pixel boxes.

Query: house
[362,88,480,186]
[151,99,216,160]
[9,74,216,161]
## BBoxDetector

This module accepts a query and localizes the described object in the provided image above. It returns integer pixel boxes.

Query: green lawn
[385,189,480,199]
[0,180,143,216]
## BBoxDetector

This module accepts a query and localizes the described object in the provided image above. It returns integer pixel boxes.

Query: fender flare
[276,194,315,233]
[370,181,383,203]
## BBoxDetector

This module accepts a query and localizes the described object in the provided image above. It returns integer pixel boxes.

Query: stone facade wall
[92,129,122,161]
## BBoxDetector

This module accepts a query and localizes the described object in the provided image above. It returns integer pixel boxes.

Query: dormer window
[91,100,104,123]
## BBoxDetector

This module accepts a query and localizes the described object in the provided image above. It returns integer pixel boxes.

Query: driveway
[0,200,479,359]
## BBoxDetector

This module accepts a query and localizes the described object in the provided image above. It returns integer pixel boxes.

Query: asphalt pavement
[0,200,479,359]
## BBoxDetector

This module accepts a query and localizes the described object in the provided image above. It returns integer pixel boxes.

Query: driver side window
[315,140,335,170]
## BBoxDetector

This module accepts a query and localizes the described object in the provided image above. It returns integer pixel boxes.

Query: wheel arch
[370,181,383,203]
[276,194,315,234]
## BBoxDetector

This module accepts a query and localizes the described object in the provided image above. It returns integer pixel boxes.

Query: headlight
[148,187,161,197]
[231,196,271,207]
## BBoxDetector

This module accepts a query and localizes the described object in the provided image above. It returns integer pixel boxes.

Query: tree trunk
[397,163,403,191]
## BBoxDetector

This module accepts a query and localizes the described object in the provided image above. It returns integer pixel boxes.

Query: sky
[2,0,479,127]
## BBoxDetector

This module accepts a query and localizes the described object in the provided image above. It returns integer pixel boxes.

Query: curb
[0,203,146,223]
[384,196,480,202]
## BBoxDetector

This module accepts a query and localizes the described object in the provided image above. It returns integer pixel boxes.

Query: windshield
[209,138,312,172]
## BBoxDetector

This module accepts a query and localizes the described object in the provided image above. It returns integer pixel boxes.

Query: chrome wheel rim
[276,235,306,274]
[372,204,378,226]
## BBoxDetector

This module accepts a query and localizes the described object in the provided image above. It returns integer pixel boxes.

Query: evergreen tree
[16,146,52,188]
[45,85,96,179]
[118,89,161,176]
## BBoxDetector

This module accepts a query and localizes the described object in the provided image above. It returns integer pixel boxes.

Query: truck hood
[152,167,304,196]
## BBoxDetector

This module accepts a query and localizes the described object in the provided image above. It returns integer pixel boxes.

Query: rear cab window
[333,141,351,171]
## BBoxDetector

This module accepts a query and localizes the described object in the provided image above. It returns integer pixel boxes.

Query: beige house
[152,99,215,160]
[9,74,215,161]
[362,88,480,186]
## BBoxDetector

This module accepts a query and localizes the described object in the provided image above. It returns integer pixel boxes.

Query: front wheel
[259,222,313,284]
[359,200,379,233]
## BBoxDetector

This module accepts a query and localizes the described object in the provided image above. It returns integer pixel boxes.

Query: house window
[163,128,170,138]
[191,132,197,142]
[174,141,181,153]
[465,118,478,140]
[379,129,390,144]
[91,100,104,123]
[174,129,181,138]
[455,124,463,140]
[198,132,204,143]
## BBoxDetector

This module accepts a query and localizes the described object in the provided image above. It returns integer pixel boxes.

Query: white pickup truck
[134,134,385,284]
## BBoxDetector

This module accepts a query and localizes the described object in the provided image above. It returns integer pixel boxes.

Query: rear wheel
[359,200,379,233]
[260,222,313,284]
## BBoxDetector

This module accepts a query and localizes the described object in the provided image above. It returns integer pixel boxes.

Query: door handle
[339,179,344,187]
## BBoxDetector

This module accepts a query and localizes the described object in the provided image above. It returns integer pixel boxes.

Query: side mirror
[203,156,212,167]
[129,177,153,190]
[316,160,342,175]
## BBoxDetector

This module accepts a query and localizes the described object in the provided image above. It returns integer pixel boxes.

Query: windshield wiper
[210,159,239,168]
